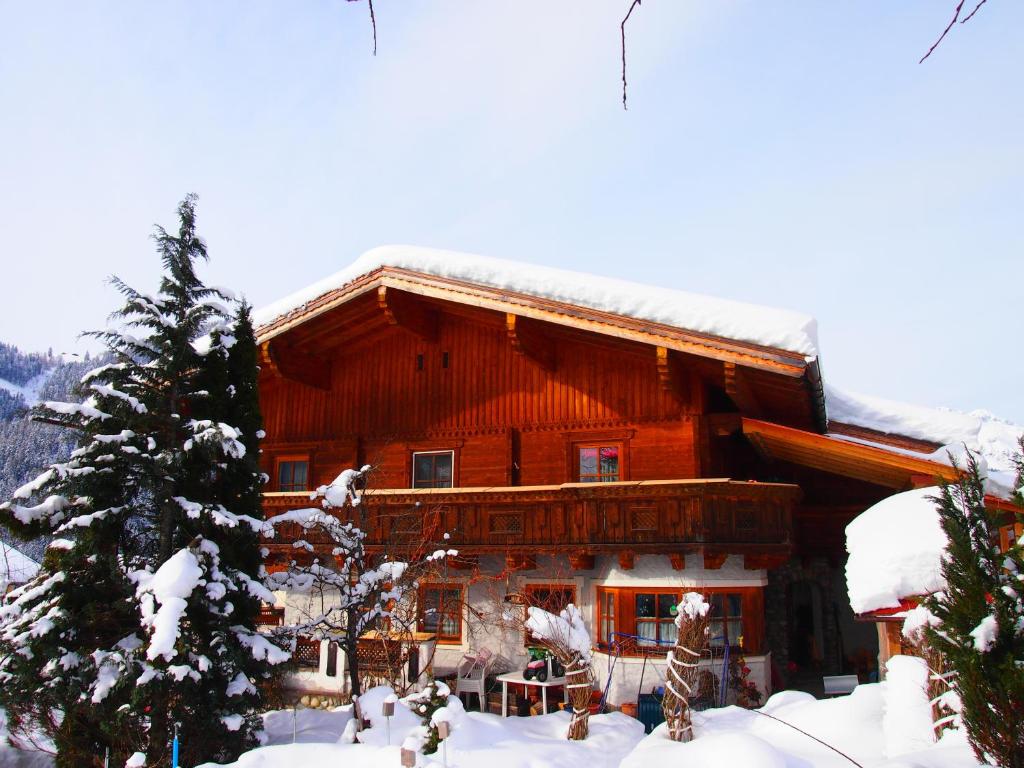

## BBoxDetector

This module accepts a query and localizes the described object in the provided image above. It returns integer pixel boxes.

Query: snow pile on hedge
[845,487,947,614]
[826,384,1024,497]
[254,245,820,357]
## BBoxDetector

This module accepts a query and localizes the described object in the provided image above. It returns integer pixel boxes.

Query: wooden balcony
[261,478,799,569]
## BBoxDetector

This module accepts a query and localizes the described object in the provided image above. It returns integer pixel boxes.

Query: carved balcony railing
[261,478,799,567]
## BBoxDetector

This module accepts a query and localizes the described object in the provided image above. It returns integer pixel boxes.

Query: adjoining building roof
[253,245,820,359]
[825,384,1023,498]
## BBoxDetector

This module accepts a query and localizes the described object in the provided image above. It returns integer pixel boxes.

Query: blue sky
[1,1,1021,422]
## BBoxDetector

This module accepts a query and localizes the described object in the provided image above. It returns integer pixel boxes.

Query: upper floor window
[577,443,621,483]
[412,450,454,489]
[277,459,309,492]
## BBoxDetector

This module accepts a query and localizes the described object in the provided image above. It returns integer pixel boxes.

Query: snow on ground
[253,245,820,357]
[3,675,983,768]
[622,686,980,768]
[825,384,1023,497]
[202,686,644,768]
[204,671,984,768]
[845,487,947,614]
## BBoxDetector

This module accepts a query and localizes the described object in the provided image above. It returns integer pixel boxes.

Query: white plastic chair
[455,648,493,711]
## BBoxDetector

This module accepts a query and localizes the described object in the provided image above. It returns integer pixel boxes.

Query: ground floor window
[594,586,764,654]
[417,583,463,644]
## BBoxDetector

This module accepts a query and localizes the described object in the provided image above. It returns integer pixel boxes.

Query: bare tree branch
[920,1,966,63]
[621,0,642,110]
[347,0,378,56]
[920,0,989,63]
[960,0,988,25]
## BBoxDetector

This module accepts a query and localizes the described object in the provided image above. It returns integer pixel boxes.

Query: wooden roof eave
[256,267,813,379]
[742,417,960,489]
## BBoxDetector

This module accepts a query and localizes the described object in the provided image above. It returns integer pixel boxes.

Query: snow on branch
[525,604,592,664]
[135,548,205,662]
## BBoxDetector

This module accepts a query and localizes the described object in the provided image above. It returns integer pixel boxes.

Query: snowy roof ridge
[825,383,1023,498]
[252,245,820,358]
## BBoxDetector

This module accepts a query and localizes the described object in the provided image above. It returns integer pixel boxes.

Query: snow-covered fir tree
[923,447,1024,768]
[0,196,288,767]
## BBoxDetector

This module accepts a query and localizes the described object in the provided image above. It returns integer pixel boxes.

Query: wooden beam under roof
[260,340,332,390]
[258,268,811,377]
[376,285,438,342]
[506,313,555,371]
[724,361,762,416]
[742,417,958,489]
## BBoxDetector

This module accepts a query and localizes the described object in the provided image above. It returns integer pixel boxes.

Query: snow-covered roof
[844,487,947,614]
[0,542,39,585]
[826,384,1023,497]
[253,245,820,358]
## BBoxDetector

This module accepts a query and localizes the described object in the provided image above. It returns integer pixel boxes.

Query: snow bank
[845,487,947,614]
[254,245,820,357]
[623,684,980,768]
[204,699,643,768]
[883,655,934,757]
[826,384,1023,497]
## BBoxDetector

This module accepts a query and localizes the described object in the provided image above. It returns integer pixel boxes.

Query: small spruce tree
[923,446,1024,768]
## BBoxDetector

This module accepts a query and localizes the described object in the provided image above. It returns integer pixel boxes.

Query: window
[524,584,576,645]
[417,584,463,643]
[594,586,764,655]
[277,459,309,492]
[635,592,679,647]
[709,593,744,650]
[577,444,621,483]
[412,451,454,489]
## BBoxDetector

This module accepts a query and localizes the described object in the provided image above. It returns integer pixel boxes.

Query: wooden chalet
[254,246,976,703]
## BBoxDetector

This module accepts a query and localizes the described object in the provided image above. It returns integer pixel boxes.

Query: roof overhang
[742,417,959,489]
[256,267,828,430]
[258,267,813,377]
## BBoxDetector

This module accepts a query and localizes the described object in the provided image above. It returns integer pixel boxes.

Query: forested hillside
[0,342,99,559]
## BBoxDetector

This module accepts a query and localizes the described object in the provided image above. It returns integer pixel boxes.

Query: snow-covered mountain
[0,342,100,560]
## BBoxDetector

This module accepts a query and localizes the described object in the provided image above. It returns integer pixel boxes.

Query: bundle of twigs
[523,604,596,740]
[661,592,711,742]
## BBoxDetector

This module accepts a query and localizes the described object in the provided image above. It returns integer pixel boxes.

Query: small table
[497,670,569,717]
